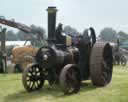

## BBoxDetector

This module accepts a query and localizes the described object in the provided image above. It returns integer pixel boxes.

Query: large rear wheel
[90,42,113,86]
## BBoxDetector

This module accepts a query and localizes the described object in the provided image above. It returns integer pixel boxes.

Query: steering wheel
[83,27,96,47]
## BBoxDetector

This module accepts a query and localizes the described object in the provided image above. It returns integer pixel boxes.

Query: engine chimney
[47,6,57,44]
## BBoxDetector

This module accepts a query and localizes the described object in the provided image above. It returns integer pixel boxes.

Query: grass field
[0,66,128,102]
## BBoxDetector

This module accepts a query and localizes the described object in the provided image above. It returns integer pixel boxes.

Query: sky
[0,0,128,36]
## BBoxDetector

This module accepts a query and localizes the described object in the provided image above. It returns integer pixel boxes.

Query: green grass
[0,66,128,102]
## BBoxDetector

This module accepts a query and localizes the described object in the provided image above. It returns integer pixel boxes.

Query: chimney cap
[48,6,56,8]
[47,6,57,13]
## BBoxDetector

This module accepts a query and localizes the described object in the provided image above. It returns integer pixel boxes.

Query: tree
[6,30,17,41]
[99,28,117,42]
[16,24,46,41]
[16,30,27,41]
[118,31,128,43]
[63,25,80,37]
[30,24,46,39]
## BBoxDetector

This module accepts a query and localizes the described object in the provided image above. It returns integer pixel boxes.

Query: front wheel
[22,64,44,91]
[59,64,81,94]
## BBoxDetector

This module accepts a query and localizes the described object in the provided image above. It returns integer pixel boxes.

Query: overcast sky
[0,0,128,35]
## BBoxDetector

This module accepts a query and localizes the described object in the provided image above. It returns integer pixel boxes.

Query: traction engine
[22,7,113,94]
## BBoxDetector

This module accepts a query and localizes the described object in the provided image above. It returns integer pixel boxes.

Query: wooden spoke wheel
[90,42,113,86]
[60,64,81,94]
[22,64,44,91]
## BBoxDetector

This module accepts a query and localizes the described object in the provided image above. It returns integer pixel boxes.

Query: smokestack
[47,6,57,43]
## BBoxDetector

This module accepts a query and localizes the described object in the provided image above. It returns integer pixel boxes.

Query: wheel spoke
[27,72,32,76]
[27,80,31,86]
[66,71,72,79]
[26,78,30,81]
[31,82,35,89]
[35,82,39,89]
[29,81,33,88]
[37,72,41,76]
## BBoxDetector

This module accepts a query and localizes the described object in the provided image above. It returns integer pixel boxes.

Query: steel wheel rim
[65,67,80,94]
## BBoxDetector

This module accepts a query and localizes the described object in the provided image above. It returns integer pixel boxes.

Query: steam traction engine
[22,7,113,94]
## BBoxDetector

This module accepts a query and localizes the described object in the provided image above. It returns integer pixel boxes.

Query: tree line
[99,28,128,43]
[0,24,46,41]
[63,26,128,44]
[1,25,128,44]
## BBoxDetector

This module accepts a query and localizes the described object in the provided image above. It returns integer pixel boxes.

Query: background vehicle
[12,38,47,72]
[0,18,46,72]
